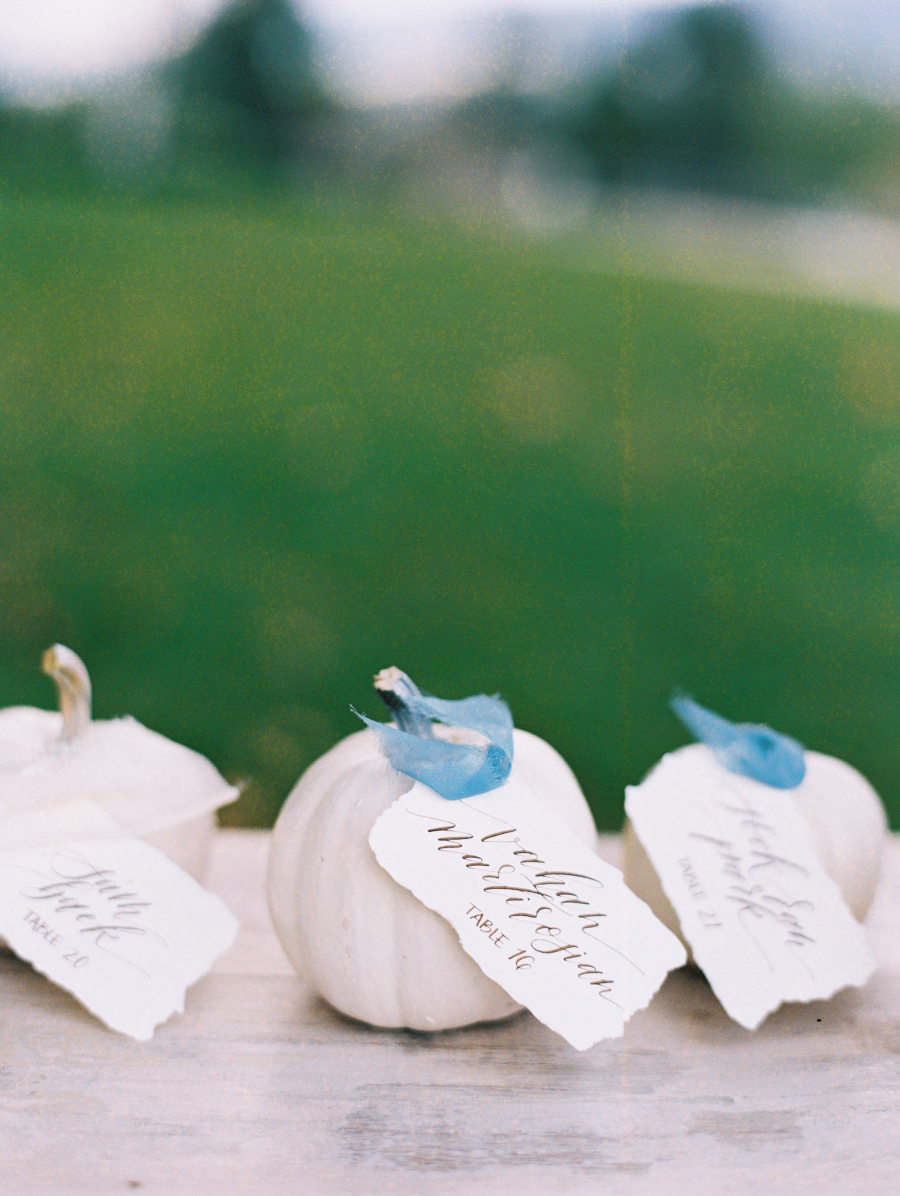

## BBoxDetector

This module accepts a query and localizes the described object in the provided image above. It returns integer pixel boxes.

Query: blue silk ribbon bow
[671,693,806,789]
[356,671,514,799]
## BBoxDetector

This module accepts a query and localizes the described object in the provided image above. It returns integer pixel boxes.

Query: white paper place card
[625,745,876,1030]
[0,837,238,1040]
[369,778,687,1050]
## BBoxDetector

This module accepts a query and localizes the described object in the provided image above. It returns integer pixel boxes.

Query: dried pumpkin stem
[41,644,92,742]
[374,667,433,738]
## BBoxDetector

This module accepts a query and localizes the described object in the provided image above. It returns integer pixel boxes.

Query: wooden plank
[1,831,899,1194]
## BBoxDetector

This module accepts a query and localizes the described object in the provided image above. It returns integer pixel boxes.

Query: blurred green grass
[2,189,900,828]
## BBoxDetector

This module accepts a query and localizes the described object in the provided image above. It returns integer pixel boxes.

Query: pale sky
[2,0,900,108]
[0,0,688,105]
[306,0,685,23]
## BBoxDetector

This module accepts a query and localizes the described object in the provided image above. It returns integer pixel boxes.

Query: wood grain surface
[2,831,899,1195]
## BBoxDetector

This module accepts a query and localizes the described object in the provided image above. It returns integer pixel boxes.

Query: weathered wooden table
[2,831,899,1194]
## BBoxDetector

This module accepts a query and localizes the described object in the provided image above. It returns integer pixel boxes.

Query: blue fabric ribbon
[357,685,514,799]
[671,693,806,789]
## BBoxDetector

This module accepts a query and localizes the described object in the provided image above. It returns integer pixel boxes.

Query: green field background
[2,191,899,828]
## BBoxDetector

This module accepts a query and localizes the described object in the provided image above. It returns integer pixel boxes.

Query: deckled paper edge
[370,781,687,1050]
[0,837,240,1041]
[625,755,877,1031]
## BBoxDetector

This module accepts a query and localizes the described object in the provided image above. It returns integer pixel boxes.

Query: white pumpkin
[0,645,238,881]
[267,671,599,1032]
[623,743,888,946]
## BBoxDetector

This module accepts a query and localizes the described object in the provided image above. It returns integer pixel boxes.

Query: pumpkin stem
[374,667,434,738]
[42,644,92,742]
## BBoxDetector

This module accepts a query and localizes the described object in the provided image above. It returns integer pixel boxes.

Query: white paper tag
[369,778,687,1050]
[0,838,239,1040]
[625,746,876,1030]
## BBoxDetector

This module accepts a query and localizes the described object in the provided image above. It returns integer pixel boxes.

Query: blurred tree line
[570,3,900,202]
[1,0,899,208]
[0,0,333,194]
[170,0,333,178]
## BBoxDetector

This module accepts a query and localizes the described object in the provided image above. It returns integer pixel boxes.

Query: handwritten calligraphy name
[408,808,637,1005]
[21,853,151,949]
[689,784,817,962]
